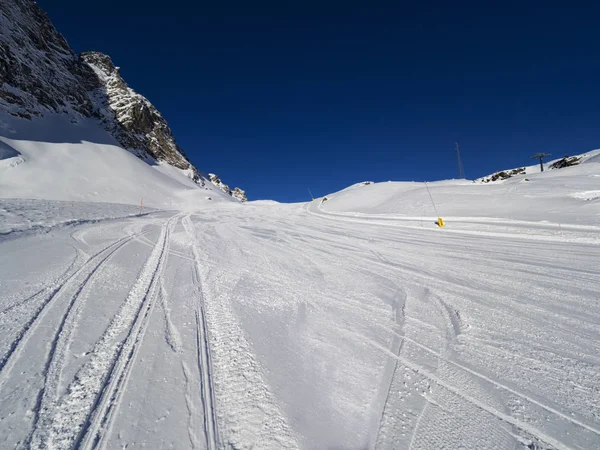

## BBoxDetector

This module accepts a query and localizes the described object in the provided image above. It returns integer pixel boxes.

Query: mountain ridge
[0,0,246,201]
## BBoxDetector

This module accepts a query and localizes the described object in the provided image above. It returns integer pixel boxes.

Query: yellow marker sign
[437,218,445,227]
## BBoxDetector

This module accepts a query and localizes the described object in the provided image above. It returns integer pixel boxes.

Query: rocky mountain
[0,0,245,201]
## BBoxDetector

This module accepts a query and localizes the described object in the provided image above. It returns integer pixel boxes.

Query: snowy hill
[317,150,600,227]
[0,113,237,207]
[1,147,600,448]
[2,2,600,449]
[0,0,245,205]
[1,177,600,448]
[476,149,600,183]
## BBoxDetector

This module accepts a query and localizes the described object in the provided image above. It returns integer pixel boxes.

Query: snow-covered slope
[0,0,245,204]
[318,153,600,227]
[0,112,234,207]
[476,149,600,183]
[1,191,599,449]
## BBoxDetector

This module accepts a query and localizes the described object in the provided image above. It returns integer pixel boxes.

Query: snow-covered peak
[0,0,246,201]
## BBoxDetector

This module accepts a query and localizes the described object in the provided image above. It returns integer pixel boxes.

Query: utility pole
[456,142,465,179]
[531,153,551,172]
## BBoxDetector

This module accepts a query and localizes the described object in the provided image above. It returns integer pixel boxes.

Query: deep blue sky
[39,1,600,202]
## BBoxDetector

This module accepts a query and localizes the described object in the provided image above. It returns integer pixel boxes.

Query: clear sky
[39,1,600,202]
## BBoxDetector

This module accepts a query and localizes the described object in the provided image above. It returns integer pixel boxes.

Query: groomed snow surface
[1,112,600,448]
[1,187,599,449]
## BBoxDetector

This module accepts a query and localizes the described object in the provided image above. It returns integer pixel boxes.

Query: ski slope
[1,155,600,449]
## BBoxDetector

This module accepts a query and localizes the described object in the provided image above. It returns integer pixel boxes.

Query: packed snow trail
[1,199,599,449]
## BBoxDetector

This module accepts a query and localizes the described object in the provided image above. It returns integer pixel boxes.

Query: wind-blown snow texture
[1,153,600,449]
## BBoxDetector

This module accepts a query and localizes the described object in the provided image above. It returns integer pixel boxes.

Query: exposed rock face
[477,153,589,184]
[208,173,247,202]
[79,51,198,176]
[549,155,582,170]
[231,187,248,202]
[0,0,96,118]
[478,168,526,183]
[208,173,231,195]
[0,0,246,200]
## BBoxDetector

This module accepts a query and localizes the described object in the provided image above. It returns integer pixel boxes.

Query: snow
[0,199,154,235]
[319,157,600,228]
[0,113,234,209]
[1,135,600,448]
[571,190,600,201]
[477,149,600,181]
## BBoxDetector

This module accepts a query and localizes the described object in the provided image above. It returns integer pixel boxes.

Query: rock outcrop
[0,0,246,200]
[0,0,96,118]
[549,155,582,170]
[231,187,248,202]
[79,52,200,179]
[478,168,526,183]
[208,174,247,202]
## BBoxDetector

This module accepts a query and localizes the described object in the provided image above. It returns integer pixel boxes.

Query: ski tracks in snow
[369,285,600,450]
[22,214,178,449]
[0,230,146,380]
[182,213,300,450]
[182,214,219,450]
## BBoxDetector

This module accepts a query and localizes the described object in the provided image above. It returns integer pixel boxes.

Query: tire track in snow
[29,214,177,450]
[195,308,218,450]
[369,285,599,448]
[374,288,443,450]
[79,215,178,450]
